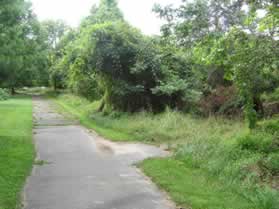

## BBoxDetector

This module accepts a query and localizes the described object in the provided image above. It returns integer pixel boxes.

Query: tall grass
[55,94,246,144]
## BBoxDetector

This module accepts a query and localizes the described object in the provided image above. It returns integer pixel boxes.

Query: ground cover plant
[0,89,9,101]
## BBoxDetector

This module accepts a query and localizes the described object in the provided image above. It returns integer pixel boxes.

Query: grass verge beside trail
[0,97,34,209]
[53,94,279,209]
[53,95,132,141]
[141,158,253,209]
[53,94,245,144]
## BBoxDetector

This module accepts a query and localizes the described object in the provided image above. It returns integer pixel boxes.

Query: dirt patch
[86,128,170,158]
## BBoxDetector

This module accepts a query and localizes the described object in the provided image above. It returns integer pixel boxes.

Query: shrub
[0,88,10,101]
[262,153,279,175]
[260,119,279,135]
[199,86,242,116]
[262,87,279,103]
[262,88,279,117]
[237,131,278,154]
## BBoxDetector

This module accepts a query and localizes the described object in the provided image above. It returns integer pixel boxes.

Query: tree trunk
[11,87,16,95]
[253,96,264,117]
[98,98,105,112]
[54,78,57,92]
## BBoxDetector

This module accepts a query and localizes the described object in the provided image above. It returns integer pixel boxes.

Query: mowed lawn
[0,97,34,209]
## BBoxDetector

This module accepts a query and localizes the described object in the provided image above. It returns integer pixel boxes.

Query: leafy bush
[262,87,279,103]
[237,131,278,154]
[260,119,279,135]
[0,89,10,101]
[262,153,279,175]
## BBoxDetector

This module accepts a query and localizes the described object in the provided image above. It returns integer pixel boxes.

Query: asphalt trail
[23,97,174,209]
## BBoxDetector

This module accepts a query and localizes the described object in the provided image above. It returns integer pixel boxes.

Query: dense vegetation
[0,89,9,101]
[46,0,278,127]
[0,97,34,209]
[1,0,279,208]
[1,0,278,123]
[0,0,50,93]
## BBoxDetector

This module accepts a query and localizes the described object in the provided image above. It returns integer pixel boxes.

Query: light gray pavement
[23,97,174,209]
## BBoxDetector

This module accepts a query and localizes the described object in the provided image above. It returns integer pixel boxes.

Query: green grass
[0,97,34,209]
[53,94,245,144]
[53,94,135,141]
[53,93,279,209]
[141,158,253,209]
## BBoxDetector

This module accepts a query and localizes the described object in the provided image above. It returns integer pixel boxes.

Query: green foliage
[260,119,279,135]
[196,27,278,128]
[81,0,123,27]
[0,0,50,90]
[173,129,279,208]
[258,3,279,38]
[262,87,279,103]
[237,131,278,153]
[41,20,70,90]
[89,22,193,111]
[141,158,254,209]
[94,0,123,23]
[1,0,278,208]
[250,186,279,209]
[155,0,279,128]
[46,0,278,119]
[49,0,200,112]
[154,0,245,46]
[262,153,279,175]
[238,118,279,154]
[0,89,10,101]
[84,22,157,111]
[55,93,245,143]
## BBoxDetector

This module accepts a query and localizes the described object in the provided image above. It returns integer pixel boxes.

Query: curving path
[23,97,174,209]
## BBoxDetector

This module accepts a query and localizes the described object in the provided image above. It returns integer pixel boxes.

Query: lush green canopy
[0,0,49,92]
[1,0,278,128]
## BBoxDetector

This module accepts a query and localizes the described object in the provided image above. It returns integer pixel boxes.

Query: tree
[0,0,48,93]
[41,20,69,90]
[54,0,196,112]
[153,0,279,126]
[73,22,164,111]
[82,0,123,27]
[153,0,246,46]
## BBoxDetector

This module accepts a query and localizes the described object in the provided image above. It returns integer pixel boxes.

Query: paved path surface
[23,97,174,209]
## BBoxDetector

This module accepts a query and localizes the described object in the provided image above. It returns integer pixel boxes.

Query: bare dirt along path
[23,97,174,209]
